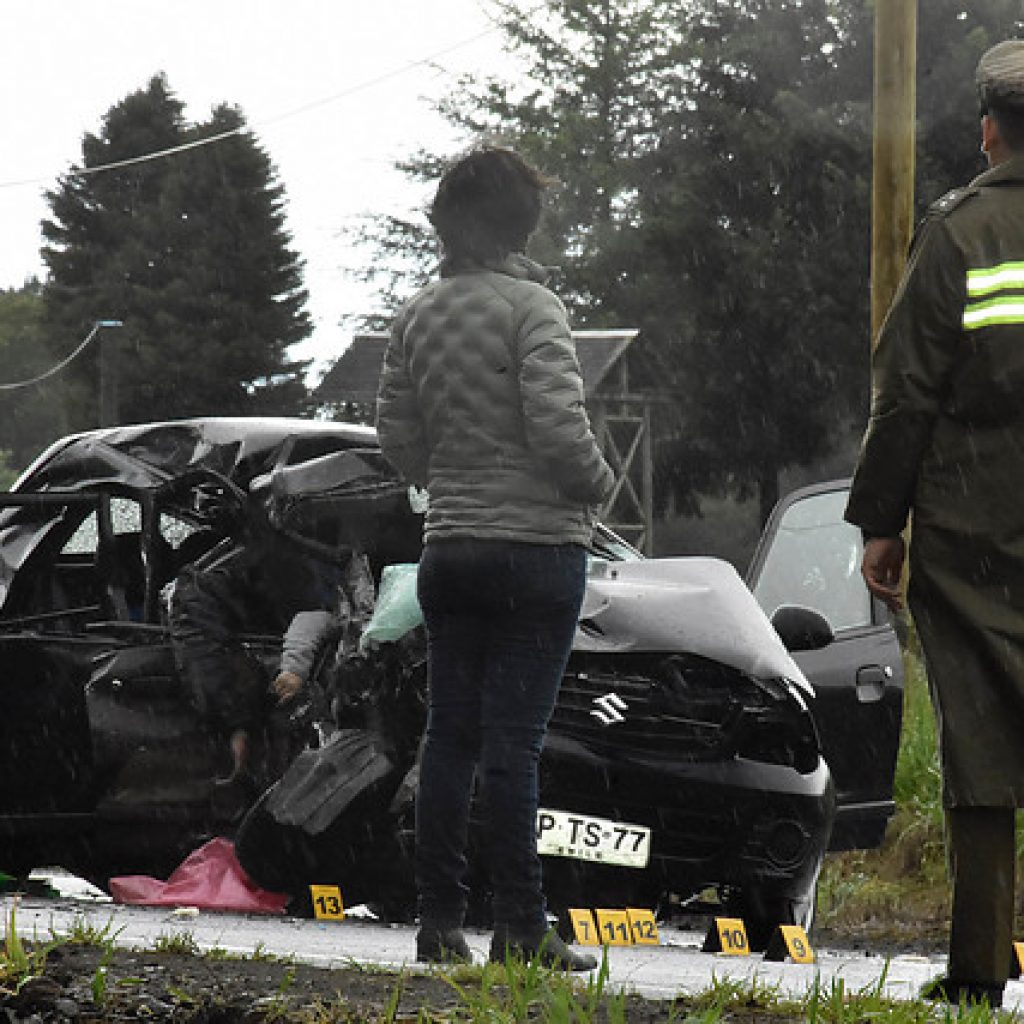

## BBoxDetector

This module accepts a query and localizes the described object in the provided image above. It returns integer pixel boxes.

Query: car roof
[14,417,378,493]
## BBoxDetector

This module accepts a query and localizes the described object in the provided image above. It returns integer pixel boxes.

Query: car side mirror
[770,604,834,652]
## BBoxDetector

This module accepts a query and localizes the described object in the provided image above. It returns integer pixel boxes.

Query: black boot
[920,975,1004,1008]
[490,923,598,972]
[416,920,472,965]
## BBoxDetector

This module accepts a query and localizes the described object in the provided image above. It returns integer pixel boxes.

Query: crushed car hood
[578,557,814,697]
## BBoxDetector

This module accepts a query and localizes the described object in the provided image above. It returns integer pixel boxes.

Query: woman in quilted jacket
[376,146,613,970]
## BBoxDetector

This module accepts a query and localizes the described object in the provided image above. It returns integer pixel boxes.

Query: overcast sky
[1,1,518,376]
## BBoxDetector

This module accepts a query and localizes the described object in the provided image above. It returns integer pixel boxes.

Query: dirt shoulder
[6,943,692,1024]
[3,916,946,1024]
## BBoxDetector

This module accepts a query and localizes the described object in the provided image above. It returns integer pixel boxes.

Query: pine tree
[42,74,311,429]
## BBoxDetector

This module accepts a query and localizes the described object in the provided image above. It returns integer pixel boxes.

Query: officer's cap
[977,39,1024,113]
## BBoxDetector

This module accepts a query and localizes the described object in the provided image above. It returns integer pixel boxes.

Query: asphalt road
[7,886,1016,1011]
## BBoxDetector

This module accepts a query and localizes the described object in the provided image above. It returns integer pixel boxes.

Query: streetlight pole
[871,0,918,346]
[96,320,125,427]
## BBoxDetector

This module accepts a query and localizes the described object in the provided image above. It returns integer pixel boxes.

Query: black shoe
[920,975,1003,1008]
[416,922,472,965]
[490,924,598,972]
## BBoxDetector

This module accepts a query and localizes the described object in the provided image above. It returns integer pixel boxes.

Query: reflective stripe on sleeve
[963,297,1024,330]
[967,262,1024,297]
[964,261,1024,329]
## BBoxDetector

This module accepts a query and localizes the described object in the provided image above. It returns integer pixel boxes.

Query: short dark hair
[429,146,550,263]
[989,103,1024,153]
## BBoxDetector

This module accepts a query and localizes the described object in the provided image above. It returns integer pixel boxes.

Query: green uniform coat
[846,156,1024,808]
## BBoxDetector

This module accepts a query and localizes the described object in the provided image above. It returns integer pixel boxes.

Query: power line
[0,20,509,191]
[0,5,551,391]
[0,320,122,390]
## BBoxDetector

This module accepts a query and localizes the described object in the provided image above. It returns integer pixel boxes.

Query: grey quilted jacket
[375,253,613,546]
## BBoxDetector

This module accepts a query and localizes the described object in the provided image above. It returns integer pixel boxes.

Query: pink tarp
[110,837,290,914]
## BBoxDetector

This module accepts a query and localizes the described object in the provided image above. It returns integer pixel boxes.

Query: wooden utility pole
[96,320,125,427]
[871,0,918,345]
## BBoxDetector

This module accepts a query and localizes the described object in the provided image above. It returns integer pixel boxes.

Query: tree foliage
[437,0,689,324]
[346,152,444,332]
[42,75,312,430]
[634,0,876,521]
[915,1,1024,209]
[350,0,1024,525]
[349,0,876,519]
[0,281,66,471]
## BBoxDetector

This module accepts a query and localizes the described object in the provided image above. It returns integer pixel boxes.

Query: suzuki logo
[590,692,628,726]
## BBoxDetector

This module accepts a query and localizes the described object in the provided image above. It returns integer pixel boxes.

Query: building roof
[314,329,639,407]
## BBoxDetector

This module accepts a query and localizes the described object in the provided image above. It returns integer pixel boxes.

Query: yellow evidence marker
[764,924,815,963]
[626,907,660,945]
[595,909,633,946]
[309,884,345,921]
[1010,941,1024,978]
[701,917,750,956]
[568,908,601,946]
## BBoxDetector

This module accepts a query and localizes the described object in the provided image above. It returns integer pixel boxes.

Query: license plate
[536,808,651,868]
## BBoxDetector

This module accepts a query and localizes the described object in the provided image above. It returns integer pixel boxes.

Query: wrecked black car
[0,419,903,945]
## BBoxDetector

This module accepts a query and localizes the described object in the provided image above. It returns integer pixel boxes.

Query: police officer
[845,39,1024,1009]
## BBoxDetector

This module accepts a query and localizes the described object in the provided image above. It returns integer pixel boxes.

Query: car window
[751,489,870,632]
[61,497,142,554]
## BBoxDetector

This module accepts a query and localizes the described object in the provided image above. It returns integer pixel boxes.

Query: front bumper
[539,731,834,903]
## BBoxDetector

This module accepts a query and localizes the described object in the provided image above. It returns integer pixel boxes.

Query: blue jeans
[415,538,586,930]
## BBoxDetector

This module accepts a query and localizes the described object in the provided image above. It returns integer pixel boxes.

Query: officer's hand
[270,670,303,703]
[861,536,906,613]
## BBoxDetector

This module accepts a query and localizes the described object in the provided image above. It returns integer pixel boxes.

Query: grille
[552,653,815,769]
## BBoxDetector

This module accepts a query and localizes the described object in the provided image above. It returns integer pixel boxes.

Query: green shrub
[892,648,943,828]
